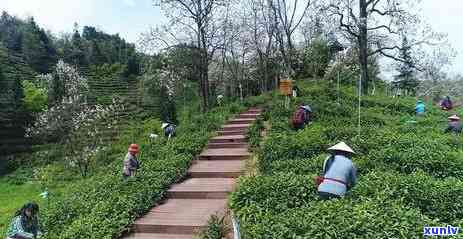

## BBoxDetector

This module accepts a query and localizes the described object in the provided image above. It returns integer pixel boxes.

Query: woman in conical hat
[445,115,462,134]
[317,142,357,200]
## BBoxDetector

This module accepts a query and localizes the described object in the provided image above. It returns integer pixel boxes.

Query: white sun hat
[327,141,355,154]
[161,123,169,129]
[448,115,460,120]
[301,105,312,112]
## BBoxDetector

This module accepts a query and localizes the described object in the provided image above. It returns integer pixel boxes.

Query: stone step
[239,113,260,119]
[199,148,251,160]
[247,109,262,113]
[133,199,227,234]
[217,130,246,136]
[124,233,193,239]
[167,178,236,199]
[209,135,247,143]
[187,160,244,178]
[227,118,256,124]
[207,142,248,149]
[221,124,251,131]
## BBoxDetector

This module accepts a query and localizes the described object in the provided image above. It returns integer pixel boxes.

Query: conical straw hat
[327,141,355,154]
[161,123,169,129]
[448,115,460,120]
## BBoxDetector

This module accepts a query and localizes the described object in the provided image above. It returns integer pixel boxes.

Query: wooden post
[279,79,293,109]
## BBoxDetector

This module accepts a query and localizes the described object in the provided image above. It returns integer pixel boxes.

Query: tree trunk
[197,20,209,112]
[359,0,369,95]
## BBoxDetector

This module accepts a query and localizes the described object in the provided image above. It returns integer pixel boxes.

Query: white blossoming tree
[27,61,125,177]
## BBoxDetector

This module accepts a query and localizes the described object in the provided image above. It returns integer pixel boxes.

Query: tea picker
[291,104,313,130]
[315,142,357,200]
[415,100,426,116]
[6,202,42,239]
[445,115,462,134]
[122,144,140,178]
[161,122,176,140]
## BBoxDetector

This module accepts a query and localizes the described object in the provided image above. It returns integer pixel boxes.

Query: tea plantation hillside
[231,81,463,238]
[0,101,249,238]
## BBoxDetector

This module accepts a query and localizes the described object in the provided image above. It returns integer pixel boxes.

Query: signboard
[279,79,293,96]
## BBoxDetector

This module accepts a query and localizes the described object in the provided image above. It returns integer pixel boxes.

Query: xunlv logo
[424,226,459,236]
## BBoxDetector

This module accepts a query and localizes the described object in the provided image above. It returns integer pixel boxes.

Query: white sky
[0,0,164,43]
[421,0,463,76]
[1,0,462,76]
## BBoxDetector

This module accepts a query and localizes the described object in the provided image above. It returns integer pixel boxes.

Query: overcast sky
[1,0,462,76]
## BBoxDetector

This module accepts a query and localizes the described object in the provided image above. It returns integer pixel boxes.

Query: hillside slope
[231,81,463,238]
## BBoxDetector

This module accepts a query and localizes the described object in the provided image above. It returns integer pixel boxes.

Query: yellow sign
[279,79,293,96]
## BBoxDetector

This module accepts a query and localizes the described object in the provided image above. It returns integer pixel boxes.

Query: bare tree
[248,0,277,92]
[327,0,446,94]
[149,0,226,111]
[269,0,315,76]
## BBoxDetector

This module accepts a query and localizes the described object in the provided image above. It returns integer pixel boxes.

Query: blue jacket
[415,103,425,114]
[318,155,357,196]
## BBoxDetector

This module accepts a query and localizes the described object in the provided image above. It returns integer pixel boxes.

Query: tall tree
[393,35,418,95]
[69,23,87,67]
[20,17,56,73]
[248,0,277,92]
[269,0,314,76]
[328,0,445,94]
[150,0,226,111]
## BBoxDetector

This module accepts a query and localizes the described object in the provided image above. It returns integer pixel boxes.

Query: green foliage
[235,198,435,239]
[260,126,328,173]
[392,35,419,96]
[300,38,332,78]
[22,80,47,112]
[230,81,463,238]
[247,118,264,149]
[230,174,317,215]
[0,44,34,156]
[352,171,463,224]
[35,102,241,238]
[196,215,228,239]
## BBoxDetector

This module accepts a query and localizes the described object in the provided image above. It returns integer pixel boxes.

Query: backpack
[292,108,306,126]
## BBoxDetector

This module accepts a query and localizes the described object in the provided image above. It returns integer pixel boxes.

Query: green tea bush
[39,103,242,238]
[235,198,436,239]
[230,174,318,215]
[265,155,325,175]
[243,94,271,107]
[231,81,463,238]
[260,126,329,173]
[196,215,228,239]
[248,118,265,149]
[368,134,463,178]
[352,171,463,223]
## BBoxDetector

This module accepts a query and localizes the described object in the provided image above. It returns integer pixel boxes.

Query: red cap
[128,144,139,153]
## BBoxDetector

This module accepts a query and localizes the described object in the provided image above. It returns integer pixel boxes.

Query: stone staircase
[124,108,262,239]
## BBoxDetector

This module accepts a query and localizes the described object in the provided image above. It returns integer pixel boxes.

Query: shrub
[234,198,436,239]
[352,171,463,223]
[230,174,317,215]
[39,102,241,238]
[196,215,228,239]
[248,118,264,149]
[231,81,463,238]
[260,126,329,173]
